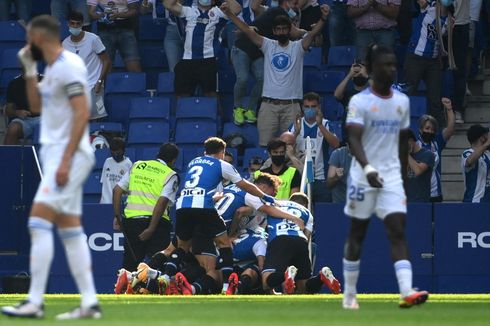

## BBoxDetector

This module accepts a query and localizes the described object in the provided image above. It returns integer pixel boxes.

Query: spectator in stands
[396,0,413,45]
[347,0,401,60]
[262,131,305,172]
[164,0,241,97]
[244,156,264,181]
[254,139,301,199]
[224,151,235,165]
[334,61,369,108]
[223,3,331,146]
[327,141,352,203]
[466,0,483,93]
[51,0,89,26]
[100,137,133,204]
[403,0,447,127]
[417,98,455,202]
[329,0,355,46]
[62,11,111,120]
[406,129,435,202]
[289,92,340,202]
[88,0,142,72]
[451,0,471,124]
[0,0,31,22]
[231,0,307,127]
[3,74,41,145]
[140,0,189,72]
[461,124,490,202]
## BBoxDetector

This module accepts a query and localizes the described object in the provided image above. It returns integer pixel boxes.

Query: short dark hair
[204,137,226,154]
[467,124,489,144]
[303,92,320,104]
[157,142,179,163]
[418,114,439,133]
[29,15,60,39]
[67,11,84,22]
[406,129,417,141]
[254,172,281,194]
[364,43,395,74]
[273,15,292,29]
[289,192,309,208]
[267,139,286,153]
[109,137,125,151]
[225,151,234,159]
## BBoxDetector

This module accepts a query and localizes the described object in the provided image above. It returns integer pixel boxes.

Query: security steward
[254,139,301,199]
[113,143,180,271]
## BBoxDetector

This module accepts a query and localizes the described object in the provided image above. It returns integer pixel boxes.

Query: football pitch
[1,294,489,326]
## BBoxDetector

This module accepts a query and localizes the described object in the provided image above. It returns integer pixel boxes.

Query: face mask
[112,154,124,162]
[421,132,435,143]
[270,0,279,7]
[277,34,289,44]
[271,155,286,166]
[198,0,212,6]
[287,8,297,19]
[69,27,82,36]
[304,107,317,120]
[30,43,44,61]
[353,76,369,87]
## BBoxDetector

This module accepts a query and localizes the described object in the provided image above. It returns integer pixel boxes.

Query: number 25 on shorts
[348,185,365,201]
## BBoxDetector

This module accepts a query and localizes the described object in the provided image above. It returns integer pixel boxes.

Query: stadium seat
[125,147,136,163]
[134,146,160,161]
[175,120,218,145]
[327,45,356,70]
[105,72,147,128]
[139,46,168,89]
[0,48,22,92]
[328,120,343,143]
[222,123,259,148]
[304,47,322,70]
[129,97,171,122]
[83,172,102,203]
[176,97,218,121]
[138,15,166,41]
[322,96,345,121]
[127,121,169,147]
[409,96,427,118]
[224,147,238,167]
[89,122,124,134]
[112,52,125,72]
[0,21,25,51]
[157,72,175,95]
[94,148,111,171]
[304,70,346,95]
[242,147,268,170]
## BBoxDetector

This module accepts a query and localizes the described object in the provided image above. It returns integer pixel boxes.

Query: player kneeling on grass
[261,193,341,295]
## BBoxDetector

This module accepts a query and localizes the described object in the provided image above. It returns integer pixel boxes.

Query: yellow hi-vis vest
[124,160,176,220]
[254,167,297,200]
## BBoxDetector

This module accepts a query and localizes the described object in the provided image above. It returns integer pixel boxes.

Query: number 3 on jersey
[185,166,203,188]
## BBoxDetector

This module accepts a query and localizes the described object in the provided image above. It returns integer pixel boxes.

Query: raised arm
[221,2,263,47]
[226,0,243,15]
[164,0,183,16]
[17,47,41,115]
[465,138,490,168]
[334,64,358,100]
[441,97,455,141]
[301,4,329,51]
[250,0,266,16]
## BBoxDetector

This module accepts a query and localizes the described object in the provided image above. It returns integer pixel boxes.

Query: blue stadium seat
[157,72,175,95]
[322,95,345,121]
[127,121,169,147]
[222,123,259,148]
[304,70,346,95]
[140,46,168,88]
[304,47,322,70]
[176,97,218,121]
[134,146,160,161]
[130,97,170,122]
[224,147,238,167]
[328,120,344,143]
[327,45,356,70]
[0,48,22,91]
[125,147,136,163]
[180,146,205,170]
[0,21,25,51]
[242,147,268,170]
[89,122,124,134]
[112,52,125,72]
[409,96,427,118]
[83,172,102,203]
[138,15,166,41]
[105,72,147,127]
[94,148,111,171]
[175,120,217,145]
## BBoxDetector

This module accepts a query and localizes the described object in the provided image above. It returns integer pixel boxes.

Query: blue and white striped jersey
[232,228,267,262]
[237,0,255,24]
[266,200,313,242]
[215,184,264,226]
[462,148,490,202]
[408,3,447,58]
[176,156,243,209]
[180,5,228,60]
[417,132,446,198]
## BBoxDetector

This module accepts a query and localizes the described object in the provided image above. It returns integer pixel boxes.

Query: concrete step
[441,181,464,202]
[441,173,464,182]
[441,156,461,174]
[446,134,470,149]
[442,148,464,156]
[464,107,490,123]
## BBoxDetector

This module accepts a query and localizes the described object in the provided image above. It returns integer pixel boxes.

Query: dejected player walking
[1,15,100,319]
[342,44,429,310]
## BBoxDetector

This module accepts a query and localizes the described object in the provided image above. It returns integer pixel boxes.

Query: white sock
[27,217,54,307]
[59,227,98,308]
[148,268,160,280]
[394,260,412,298]
[343,258,360,296]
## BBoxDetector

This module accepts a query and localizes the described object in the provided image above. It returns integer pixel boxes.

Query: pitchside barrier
[1,146,490,293]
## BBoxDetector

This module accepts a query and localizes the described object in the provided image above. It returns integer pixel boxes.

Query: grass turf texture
[1,294,489,326]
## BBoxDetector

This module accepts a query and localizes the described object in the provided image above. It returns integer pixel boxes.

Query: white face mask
[287,8,296,19]
[198,0,212,6]
[270,0,279,7]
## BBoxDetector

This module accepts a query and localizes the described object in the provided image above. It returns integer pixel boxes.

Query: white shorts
[343,178,407,220]
[34,145,95,215]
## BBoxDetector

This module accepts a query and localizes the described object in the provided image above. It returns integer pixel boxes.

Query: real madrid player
[342,44,428,310]
[1,15,100,320]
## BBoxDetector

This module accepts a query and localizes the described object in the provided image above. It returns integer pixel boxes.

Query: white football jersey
[100,157,133,204]
[38,50,92,154]
[346,88,410,186]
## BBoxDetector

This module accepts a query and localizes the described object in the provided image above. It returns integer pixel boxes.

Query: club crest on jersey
[397,106,403,115]
[120,170,125,175]
[209,10,215,18]
[346,107,356,119]
[370,105,379,112]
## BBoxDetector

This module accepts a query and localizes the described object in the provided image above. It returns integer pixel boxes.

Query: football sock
[27,217,54,307]
[192,275,218,295]
[305,274,323,294]
[394,260,413,298]
[59,226,98,308]
[218,247,233,281]
[149,252,167,271]
[164,247,186,277]
[182,264,206,283]
[266,272,284,289]
[343,258,360,296]
[147,268,160,280]
[238,274,253,294]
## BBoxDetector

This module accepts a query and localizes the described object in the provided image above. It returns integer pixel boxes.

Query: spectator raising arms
[462,125,490,203]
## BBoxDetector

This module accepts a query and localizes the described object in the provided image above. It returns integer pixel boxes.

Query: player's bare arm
[18,46,42,115]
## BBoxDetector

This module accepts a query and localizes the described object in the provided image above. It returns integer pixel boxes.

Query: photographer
[334,61,369,108]
[406,130,435,203]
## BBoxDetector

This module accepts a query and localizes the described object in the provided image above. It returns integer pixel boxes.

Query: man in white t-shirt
[342,44,428,310]
[62,10,111,120]
[1,16,100,320]
[100,137,132,204]
[221,2,330,146]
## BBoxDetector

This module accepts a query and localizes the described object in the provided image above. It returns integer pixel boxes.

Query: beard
[30,43,44,61]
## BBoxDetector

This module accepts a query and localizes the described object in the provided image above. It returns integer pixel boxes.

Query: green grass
[1,294,489,326]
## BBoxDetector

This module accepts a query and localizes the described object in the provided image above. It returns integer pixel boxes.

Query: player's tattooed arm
[229,206,254,237]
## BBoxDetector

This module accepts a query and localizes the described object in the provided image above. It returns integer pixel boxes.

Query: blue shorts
[99,28,140,62]
[10,116,40,139]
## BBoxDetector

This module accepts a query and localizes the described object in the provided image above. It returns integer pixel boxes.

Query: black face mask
[30,43,44,61]
[352,76,369,87]
[421,132,436,143]
[271,155,286,166]
[277,34,289,44]
[112,154,124,163]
